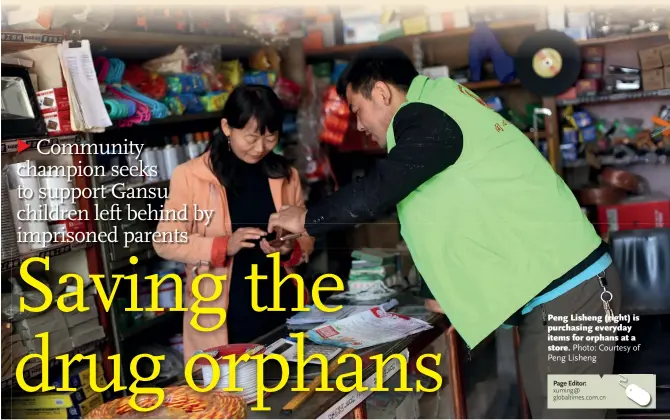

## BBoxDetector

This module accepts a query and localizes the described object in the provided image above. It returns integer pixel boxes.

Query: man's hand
[425,299,445,314]
[268,205,307,235]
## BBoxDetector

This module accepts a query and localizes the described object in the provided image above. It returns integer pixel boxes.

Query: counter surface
[173,293,450,419]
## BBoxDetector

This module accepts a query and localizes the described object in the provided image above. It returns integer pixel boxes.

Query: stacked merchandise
[349,248,398,291]
[10,292,105,363]
[301,7,474,50]
[2,325,25,381]
[2,360,114,419]
[3,160,87,252]
[35,87,73,136]
[0,172,20,262]
[333,248,407,301]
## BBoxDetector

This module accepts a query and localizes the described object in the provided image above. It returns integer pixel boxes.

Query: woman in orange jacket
[153,85,314,363]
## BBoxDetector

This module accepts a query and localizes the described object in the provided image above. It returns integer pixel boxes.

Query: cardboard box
[16,307,68,340]
[597,196,670,235]
[4,392,103,419]
[42,109,73,136]
[23,328,73,355]
[639,47,664,70]
[664,66,670,88]
[642,69,664,91]
[51,361,104,389]
[64,296,99,328]
[660,44,670,67]
[70,326,105,348]
[37,87,69,113]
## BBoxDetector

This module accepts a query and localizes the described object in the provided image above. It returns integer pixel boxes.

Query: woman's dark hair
[206,84,291,194]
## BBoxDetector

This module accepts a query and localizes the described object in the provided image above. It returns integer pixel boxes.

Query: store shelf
[1,30,66,44]
[1,30,66,53]
[577,30,669,46]
[305,18,538,56]
[1,241,94,272]
[84,28,260,47]
[1,134,87,154]
[1,338,105,391]
[524,130,546,139]
[556,89,670,107]
[464,79,521,90]
[109,248,158,272]
[120,311,181,341]
[104,112,221,131]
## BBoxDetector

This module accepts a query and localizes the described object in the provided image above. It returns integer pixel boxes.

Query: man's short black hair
[336,45,419,99]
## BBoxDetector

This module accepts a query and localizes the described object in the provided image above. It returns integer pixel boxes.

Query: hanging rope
[103,98,138,120]
[118,85,169,119]
[106,85,151,127]
[105,58,126,85]
[94,56,110,83]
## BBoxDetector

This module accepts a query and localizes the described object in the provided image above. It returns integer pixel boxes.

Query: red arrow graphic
[17,140,29,153]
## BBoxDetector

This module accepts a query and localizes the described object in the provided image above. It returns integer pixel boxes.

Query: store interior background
[1,4,669,419]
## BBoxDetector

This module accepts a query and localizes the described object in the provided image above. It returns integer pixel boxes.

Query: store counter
[170,293,499,419]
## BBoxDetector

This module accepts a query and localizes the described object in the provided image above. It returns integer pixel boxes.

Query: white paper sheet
[307,306,432,349]
[58,40,111,131]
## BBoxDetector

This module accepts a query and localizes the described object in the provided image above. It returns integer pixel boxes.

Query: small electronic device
[268,232,302,248]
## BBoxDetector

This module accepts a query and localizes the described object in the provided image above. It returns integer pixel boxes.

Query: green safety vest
[388,75,601,348]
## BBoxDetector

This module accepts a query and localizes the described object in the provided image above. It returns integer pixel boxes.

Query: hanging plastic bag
[319,86,350,145]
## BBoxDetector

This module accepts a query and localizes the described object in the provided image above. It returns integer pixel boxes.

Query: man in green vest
[268,46,621,418]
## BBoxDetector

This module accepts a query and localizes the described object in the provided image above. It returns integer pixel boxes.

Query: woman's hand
[259,238,295,256]
[226,227,267,256]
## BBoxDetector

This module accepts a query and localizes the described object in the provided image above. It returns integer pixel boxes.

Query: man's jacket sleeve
[304,102,464,236]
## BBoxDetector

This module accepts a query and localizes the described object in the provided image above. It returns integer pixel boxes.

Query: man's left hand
[425,299,445,314]
[268,205,307,235]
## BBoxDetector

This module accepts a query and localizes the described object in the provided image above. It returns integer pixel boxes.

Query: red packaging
[582,62,604,78]
[581,45,605,62]
[596,196,670,235]
[36,87,69,113]
[49,219,88,242]
[319,86,350,145]
[42,109,73,136]
[576,79,601,96]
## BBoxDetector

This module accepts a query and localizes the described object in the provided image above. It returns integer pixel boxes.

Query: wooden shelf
[577,30,669,46]
[1,241,94,272]
[556,88,670,107]
[103,112,221,131]
[524,130,546,140]
[80,28,261,49]
[305,18,538,56]
[1,133,87,155]
[1,30,66,53]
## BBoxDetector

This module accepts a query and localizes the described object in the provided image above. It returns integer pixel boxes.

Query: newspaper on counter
[306,306,433,349]
[286,299,399,326]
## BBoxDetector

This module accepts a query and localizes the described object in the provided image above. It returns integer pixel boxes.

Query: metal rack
[0,131,112,388]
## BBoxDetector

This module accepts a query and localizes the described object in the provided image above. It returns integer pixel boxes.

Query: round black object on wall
[515,29,582,97]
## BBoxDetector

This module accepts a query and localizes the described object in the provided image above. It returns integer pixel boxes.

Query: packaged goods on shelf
[69,320,105,348]
[63,296,99,329]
